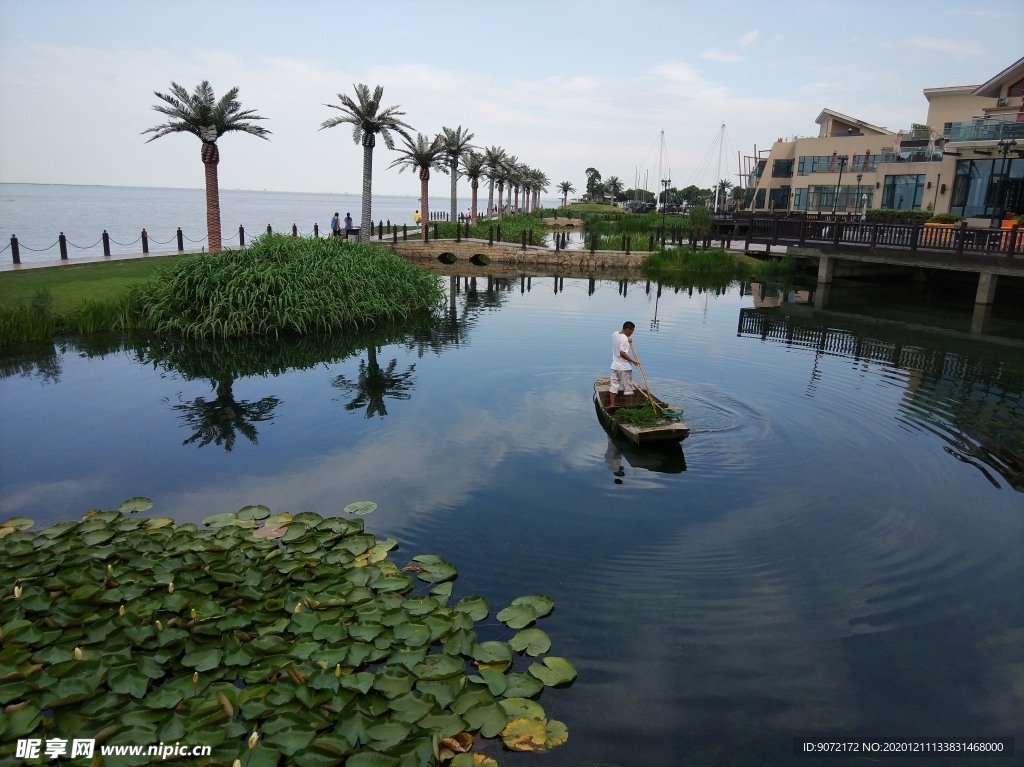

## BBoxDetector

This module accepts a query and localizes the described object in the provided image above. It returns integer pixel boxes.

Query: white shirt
[611,331,632,370]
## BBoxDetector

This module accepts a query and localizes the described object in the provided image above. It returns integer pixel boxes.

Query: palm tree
[605,176,624,208]
[530,170,550,213]
[482,146,507,218]
[172,379,280,451]
[497,155,518,220]
[389,133,444,241]
[461,151,485,225]
[143,81,270,254]
[438,126,474,224]
[558,181,576,209]
[321,84,413,243]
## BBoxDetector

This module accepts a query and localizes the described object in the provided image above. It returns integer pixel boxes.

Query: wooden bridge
[715,215,1023,305]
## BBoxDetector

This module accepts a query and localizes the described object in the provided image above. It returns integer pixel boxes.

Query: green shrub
[864,209,932,225]
[926,213,965,224]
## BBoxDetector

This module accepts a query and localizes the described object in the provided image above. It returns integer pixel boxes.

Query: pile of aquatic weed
[612,402,661,427]
[132,235,446,339]
[0,502,574,766]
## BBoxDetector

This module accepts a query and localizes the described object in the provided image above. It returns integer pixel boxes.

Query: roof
[814,108,893,136]
[973,56,1024,98]
[923,85,981,100]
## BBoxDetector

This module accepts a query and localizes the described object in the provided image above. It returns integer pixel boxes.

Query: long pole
[628,339,662,415]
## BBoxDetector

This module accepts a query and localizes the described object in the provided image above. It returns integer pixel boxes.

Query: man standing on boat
[610,321,638,404]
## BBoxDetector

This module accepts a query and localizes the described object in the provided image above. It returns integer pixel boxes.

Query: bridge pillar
[975,272,998,305]
[971,303,992,335]
[813,281,831,310]
[817,256,835,283]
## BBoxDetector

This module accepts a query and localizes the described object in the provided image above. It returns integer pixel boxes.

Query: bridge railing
[738,217,1022,258]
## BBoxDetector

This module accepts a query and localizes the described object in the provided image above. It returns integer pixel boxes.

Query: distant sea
[0,183,557,264]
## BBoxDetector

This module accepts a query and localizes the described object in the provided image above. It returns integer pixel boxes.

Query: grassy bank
[434,212,549,244]
[0,237,445,346]
[643,246,795,284]
[0,254,189,310]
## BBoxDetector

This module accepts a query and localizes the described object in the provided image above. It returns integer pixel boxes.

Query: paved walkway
[0,247,215,273]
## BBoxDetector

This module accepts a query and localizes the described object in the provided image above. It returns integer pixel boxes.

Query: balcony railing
[948,119,1024,143]
[878,148,945,164]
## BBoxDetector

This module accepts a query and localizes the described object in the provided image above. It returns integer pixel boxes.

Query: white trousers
[609,369,633,394]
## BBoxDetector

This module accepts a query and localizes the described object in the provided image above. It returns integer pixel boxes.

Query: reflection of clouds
[568,486,1024,734]
[1,476,108,517]
[157,386,595,528]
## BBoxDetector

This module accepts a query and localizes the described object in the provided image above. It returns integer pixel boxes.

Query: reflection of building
[741,282,810,308]
[737,307,1024,491]
[746,56,1024,224]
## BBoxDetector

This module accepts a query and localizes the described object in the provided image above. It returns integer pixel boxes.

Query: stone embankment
[381,238,647,272]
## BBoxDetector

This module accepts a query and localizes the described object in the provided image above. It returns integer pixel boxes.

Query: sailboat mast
[713,122,725,212]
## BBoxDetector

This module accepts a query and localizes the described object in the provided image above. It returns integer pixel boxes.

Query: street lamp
[991,138,1018,227]
[856,173,863,219]
[661,177,671,233]
[831,155,849,217]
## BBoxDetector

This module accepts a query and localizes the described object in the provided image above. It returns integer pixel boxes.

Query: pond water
[1,271,1023,765]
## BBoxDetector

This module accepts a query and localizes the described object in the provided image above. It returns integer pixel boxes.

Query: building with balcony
[744,56,1024,226]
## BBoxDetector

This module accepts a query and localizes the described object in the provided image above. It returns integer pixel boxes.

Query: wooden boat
[594,376,690,445]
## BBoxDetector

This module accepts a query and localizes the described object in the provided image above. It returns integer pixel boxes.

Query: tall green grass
[643,246,795,285]
[132,235,445,339]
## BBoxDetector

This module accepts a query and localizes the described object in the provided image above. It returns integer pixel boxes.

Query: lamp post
[991,138,1018,227]
[831,155,849,217]
[661,177,671,232]
[856,173,863,219]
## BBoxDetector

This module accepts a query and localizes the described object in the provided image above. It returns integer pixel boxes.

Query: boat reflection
[596,401,687,480]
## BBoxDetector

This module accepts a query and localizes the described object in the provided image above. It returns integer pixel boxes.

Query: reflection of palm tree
[332,345,416,418]
[173,378,280,451]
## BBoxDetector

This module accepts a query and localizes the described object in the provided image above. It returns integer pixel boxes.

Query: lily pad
[201,512,238,528]
[511,594,554,618]
[499,697,546,720]
[118,497,153,514]
[254,524,288,539]
[496,603,536,629]
[238,505,271,520]
[509,628,551,656]
[344,501,377,516]
[500,717,547,751]
[528,656,577,686]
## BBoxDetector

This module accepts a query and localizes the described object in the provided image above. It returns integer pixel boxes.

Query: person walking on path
[344,213,352,236]
[330,212,340,237]
[414,210,421,225]
[609,321,638,405]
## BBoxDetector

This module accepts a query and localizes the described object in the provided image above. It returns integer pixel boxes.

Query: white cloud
[738,29,759,46]
[699,49,745,64]
[907,36,984,59]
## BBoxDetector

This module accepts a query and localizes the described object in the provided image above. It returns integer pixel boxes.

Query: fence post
[521,230,527,251]
[771,218,779,246]
[141,229,149,254]
[955,221,967,256]
[626,235,631,255]
[433,222,439,240]
[1007,223,1018,259]
[239,226,245,248]
[910,223,920,254]
[176,228,184,252]
[403,224,408,241]
[529,229,534,247]
[393,226,398,244]
[456,221,461,243]
[832,219,841,248]
[266,224,272,235]
[869,223,879,250]
[592,234,598,254]
[621,234,626,251]
[555,231,560,251]
[102,230,111,256]
[10,235,19,264]
[488,225,493,246]
[60,232,68,260]
[314,223,319,238]
[744,220,753,253]
[378,221,383,240]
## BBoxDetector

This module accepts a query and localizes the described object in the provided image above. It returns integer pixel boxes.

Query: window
[1009,78,1023,98]
[754,189,766,209]
[881,175,925,210]
[772,159,794,178]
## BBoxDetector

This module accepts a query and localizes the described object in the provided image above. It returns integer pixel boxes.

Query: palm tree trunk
[450,160,458,224]
[563,193,568,209]
[201,142,222,253]
[514,188,519,214]
[471,180,478,226]
[497,182,504,220]
[487,181,494,218]
[420,169,430,242]
[360,136,375,243]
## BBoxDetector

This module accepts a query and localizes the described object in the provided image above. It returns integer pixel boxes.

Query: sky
[0,0,1021,197]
